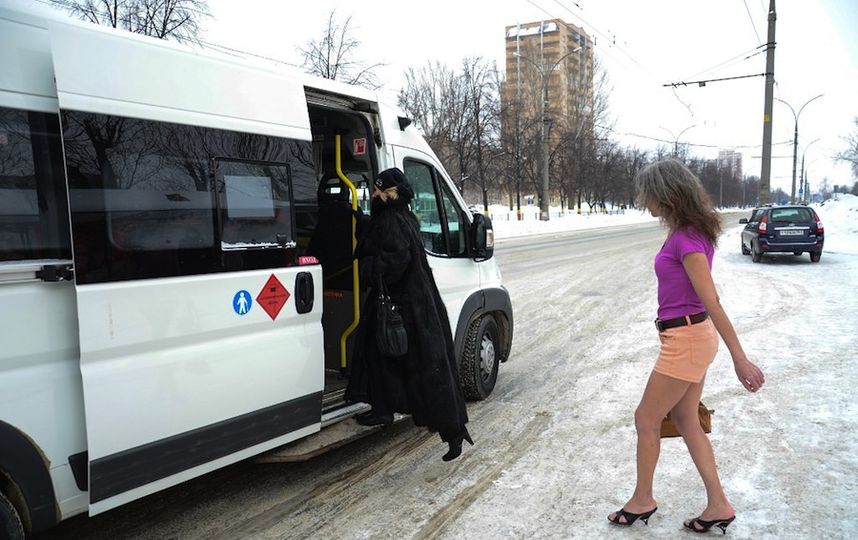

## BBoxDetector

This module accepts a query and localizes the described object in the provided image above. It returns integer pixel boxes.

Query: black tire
[741,239,750,255]
[0,491,25,540]
[751,242,762,263]
[810,251,821,263]
[460,315,500,401]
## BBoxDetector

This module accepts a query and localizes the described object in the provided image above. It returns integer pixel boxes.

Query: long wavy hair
[635,159,722,246]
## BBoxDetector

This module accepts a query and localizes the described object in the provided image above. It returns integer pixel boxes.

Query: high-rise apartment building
[503,19,594,132]
[717,150,743,178]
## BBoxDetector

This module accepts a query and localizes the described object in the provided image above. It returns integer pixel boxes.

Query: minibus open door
[48,20,325,514]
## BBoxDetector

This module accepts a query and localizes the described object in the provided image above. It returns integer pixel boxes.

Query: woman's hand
[733,356,765,392]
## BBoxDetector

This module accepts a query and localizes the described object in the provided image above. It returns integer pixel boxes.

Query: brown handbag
[661,402,713,438]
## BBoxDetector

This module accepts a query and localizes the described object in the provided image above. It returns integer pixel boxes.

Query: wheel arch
[453,287,514,363]
[0,421,60,535]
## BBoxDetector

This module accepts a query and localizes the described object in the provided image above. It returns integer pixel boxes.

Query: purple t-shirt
[655,227,714,320]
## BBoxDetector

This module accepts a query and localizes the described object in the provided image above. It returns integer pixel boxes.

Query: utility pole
[515,25,523,220]
[541,82,550,221]
[775,95,823,204]
[515,44,582,222]
[800,138,820,203]
[759,0,776,205]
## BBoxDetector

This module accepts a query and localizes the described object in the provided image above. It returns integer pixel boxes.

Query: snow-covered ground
[489,195,858,248]
[487,203,659,239]
[461,193,858,539]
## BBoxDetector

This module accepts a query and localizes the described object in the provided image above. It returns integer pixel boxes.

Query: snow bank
[486,203,656,240]
[814,193,858,255]
[486,196,857,256]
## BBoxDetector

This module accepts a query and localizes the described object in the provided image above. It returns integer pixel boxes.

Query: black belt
[655,311,708,332]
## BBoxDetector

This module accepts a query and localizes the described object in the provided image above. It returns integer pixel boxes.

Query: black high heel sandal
[683,515,736,534]
[607,507,657,526]
[442,429,474,461]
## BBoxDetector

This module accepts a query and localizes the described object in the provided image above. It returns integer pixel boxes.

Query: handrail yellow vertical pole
[335,135,360,369]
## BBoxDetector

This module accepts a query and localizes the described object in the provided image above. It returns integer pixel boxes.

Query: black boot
[356,411,393,426]
[442,428,474,462]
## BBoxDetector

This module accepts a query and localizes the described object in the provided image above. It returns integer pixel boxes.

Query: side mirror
[739,218,748,224]
[471,213,494,261]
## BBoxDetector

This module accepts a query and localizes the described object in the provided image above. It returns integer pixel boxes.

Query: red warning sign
[353,138,366,156]
[256,274,290,320]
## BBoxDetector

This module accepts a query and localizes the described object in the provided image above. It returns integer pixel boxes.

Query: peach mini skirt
[653,318,719,383]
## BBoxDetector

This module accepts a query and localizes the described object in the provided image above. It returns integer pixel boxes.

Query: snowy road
[38,212,857,540]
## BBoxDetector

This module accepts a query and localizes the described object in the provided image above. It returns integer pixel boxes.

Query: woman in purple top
[608,159,765,533]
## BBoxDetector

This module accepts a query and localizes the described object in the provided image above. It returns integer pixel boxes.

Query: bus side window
[436,179,467,257]
[402,159,467,258]
[60,110,315,284]
[214,158,295,250]
[403,159,443,254]
[0,107,71,262]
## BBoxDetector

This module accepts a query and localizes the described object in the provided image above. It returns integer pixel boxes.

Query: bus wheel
[0,491,25,540]
[460,315,499,401]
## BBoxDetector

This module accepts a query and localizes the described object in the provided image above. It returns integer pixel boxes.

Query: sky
[199,0,858,194]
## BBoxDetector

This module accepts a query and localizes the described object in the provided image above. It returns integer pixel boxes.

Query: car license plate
[780,229,803,236]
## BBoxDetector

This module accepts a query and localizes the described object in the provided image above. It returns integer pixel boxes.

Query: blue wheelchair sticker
[233,290,252,315]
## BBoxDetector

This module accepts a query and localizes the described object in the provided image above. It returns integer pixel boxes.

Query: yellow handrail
[335,134,360,369]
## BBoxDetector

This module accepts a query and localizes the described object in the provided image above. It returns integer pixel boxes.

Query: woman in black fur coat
[345,167,472,462]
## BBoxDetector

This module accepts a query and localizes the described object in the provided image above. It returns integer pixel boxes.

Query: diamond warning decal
[256,274,290,320]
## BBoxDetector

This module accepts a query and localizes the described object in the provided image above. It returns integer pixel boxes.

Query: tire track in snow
[413,412,552,540]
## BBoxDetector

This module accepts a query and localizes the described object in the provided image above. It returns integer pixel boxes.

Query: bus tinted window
[0,107,71,262]
[437,179,467,256]
[216,159,294,250]
[61,111,315,284]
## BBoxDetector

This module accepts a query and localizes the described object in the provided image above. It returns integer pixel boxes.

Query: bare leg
[608,371,690,523]
[670,376,735,529]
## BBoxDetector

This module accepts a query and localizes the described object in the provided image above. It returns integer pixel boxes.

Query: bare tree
[554,55,612,213]
[49,0,211,44]
[300,10,383,90]
[399,62,463,168]
[835,117,858,179]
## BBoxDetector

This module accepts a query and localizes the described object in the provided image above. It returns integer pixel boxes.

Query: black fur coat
[345,194,469,442]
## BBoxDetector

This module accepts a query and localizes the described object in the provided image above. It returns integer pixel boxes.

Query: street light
[800,138,820,203]
[514,45,583,221]
[774,93,823,203]
[659,124,696,157]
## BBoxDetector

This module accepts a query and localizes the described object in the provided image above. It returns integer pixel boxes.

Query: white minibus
[0,4,513,537]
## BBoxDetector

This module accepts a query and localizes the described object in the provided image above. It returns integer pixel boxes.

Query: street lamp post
[514,46,582,221]
[774,94,823,204]
[659,124,696,157]
[800,138,820,203]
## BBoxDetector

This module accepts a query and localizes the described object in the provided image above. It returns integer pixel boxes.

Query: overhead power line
[683,44,766,81]
[664,71,768,88]
[597,125,793,150]
[548,0,657,78]
[742,0,763,44]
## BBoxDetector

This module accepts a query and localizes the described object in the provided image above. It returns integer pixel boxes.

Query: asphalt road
[36,218,732,540]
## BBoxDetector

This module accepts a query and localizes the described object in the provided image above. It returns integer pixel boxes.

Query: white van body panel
[48,20,312,141]
[0,5,91,521]
[0,9,57,113]
[0,264,88,517]
[76,271,324,457]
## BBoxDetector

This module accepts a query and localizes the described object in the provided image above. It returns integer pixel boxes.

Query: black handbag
[375,278,408,357]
